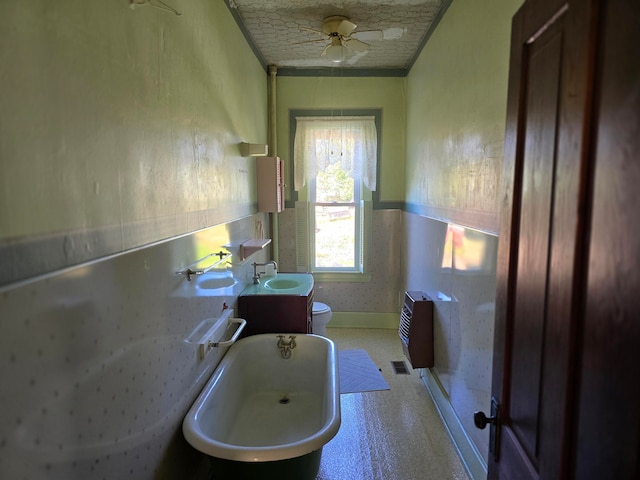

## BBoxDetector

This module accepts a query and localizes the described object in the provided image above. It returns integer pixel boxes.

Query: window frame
[290,109,381,280]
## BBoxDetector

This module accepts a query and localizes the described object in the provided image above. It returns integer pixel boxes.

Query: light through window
[293,114,377,274]
[312,159,360,270]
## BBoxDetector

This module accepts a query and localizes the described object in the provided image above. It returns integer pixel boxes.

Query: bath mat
[338,349,390,394]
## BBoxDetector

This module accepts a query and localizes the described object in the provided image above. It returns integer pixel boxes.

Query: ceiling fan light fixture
[326,36,345,63]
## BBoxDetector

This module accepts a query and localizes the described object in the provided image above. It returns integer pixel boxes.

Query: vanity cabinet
[238,291,313,338]
[257,156,284,213]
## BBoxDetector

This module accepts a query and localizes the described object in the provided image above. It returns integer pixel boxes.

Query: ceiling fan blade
[300,26,327,37]
[336,19,357,37]
[344,38,369,51]
[292,38,328,45]
[320,43,331,57]
[352,30,383,42]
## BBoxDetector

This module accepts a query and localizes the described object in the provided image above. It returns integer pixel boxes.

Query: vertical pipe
[268,65,278,157]
[267,65,279,264]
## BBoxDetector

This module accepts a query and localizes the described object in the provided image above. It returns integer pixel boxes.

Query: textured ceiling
[226,0,449,74]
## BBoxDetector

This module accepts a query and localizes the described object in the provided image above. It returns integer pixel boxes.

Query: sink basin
[263,278,301,290]
[197,277,237,290]
[171,272,239,299]
[240,273,313,296]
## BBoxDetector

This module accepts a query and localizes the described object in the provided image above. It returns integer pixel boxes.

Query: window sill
[312,272,371,283]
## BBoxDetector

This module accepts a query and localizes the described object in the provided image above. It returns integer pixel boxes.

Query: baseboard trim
[420,368,487,480]
[328,312,399,329]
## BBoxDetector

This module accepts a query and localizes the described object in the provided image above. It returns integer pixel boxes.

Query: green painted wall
[275,76,406,203]
[406,0,522,233]
[0,1,266,250]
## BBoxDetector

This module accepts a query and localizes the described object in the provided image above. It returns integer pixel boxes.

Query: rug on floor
[338,349,390,394]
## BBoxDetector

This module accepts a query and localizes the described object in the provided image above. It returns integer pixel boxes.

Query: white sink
[197,277,237,289]
[263,278,301,290]
[171,272,238,299]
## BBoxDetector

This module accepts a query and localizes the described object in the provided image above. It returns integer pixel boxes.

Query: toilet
[312,302,332,337]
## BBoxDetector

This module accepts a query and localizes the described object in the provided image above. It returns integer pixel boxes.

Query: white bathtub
[182,333,340,477]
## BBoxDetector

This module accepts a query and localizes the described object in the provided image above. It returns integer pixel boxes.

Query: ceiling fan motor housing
[322,15,357,36]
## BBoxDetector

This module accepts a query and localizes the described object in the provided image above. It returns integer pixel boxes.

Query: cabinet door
[238,295,308,337]
[257,156,284,212]
[276,157,284,212]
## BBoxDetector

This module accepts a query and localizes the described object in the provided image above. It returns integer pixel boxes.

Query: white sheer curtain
[294,116,377,192]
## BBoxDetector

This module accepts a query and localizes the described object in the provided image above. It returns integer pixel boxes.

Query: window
[311,154,361,271]
[293,115,378,277]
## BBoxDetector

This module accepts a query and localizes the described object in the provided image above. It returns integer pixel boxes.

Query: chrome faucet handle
[177,268,204,281]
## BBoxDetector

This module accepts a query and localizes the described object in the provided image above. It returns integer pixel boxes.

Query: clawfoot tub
[183,333,340,479]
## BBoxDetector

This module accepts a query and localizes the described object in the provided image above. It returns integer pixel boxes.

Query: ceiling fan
[301,16,383,63]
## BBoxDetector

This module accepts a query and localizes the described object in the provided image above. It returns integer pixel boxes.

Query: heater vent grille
[399,306,412,341]
[398,291,434,369]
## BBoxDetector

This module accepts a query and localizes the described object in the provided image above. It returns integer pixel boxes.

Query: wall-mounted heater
[398,291,434,368]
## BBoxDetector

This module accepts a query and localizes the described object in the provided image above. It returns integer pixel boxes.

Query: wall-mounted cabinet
[257,156,284,213]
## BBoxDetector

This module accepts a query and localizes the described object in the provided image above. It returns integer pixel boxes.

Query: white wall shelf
[240,238,271,260]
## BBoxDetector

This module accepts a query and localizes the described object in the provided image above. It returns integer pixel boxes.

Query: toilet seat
[312,302,332,337]
[313,302,330,315]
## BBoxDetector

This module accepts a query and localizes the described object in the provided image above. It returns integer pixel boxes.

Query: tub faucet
[277,335,296,359]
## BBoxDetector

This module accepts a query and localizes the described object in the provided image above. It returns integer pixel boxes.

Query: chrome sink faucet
[252,261,277,284]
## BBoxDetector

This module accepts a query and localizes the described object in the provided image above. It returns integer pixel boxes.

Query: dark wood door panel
[574,0,640,477]
[509,23,564,466]
[498,428,539,480]
[491,0,600,478]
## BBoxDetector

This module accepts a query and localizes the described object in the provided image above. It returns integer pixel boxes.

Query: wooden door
[491,3,588,476]
[488,0,639,478]
[573,0,640,477]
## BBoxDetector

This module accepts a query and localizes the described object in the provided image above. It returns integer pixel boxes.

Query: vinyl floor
[316,328,470,480]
